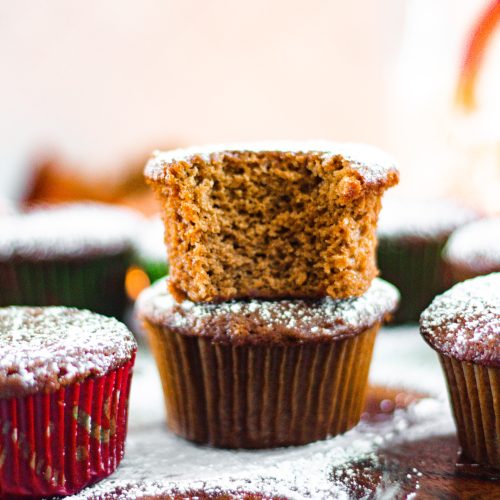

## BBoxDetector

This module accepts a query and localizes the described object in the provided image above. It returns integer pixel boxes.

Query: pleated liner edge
[146,322,379,449]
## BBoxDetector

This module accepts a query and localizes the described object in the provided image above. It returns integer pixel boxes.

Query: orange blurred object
[456,0,500,112]
[22,144,181,215]
[125,266,151,301]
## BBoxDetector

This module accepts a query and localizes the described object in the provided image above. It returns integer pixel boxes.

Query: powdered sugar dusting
[144,140,399,187]
[0,203,144,260]
[0,307,137,398]
[444,217,500,274]
[420,273,500,366]
[378,198,478,241]
[137,278,399,342]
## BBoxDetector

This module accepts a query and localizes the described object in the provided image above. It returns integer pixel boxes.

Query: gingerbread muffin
[0,203,143,318]
[377,198,477,323]
[420,273,500,470]
[138,277,399,449]
[0,306,137,498]
[144,141,399,303]
[443,217,500,283]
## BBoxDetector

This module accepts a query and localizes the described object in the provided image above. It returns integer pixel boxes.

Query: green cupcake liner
[0,252,132,319]
[377,238,446,323]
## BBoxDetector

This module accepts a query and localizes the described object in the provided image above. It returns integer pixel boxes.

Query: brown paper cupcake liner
[0,358,135,498]
[146,323,379,449]
[0,252,131,319]
[377,239,446,323]
[440,354,500,470]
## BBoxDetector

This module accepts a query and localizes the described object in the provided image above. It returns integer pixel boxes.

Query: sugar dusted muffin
[145,141,399,303]
[377,198,478,323]
[0,203,143,318]
[443,217,500,283]
[138,277,399,449]
[420,273,500,470]
[0,306,137,497]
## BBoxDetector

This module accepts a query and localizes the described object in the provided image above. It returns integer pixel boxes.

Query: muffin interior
[158,151,385,301]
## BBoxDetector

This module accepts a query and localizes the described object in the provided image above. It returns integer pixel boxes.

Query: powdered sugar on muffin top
[0,307,137,399]
[145,140,399,188]
[443,217,500,274]
[377,198,478,241]
[420,273,500,367]
[138,278,399,343]
[0,203,144,260]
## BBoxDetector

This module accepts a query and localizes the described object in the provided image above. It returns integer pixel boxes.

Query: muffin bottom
[440,355,500,470]
[145,323,379,449]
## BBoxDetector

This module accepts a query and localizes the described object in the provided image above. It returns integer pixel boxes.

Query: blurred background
[0,0,498,211]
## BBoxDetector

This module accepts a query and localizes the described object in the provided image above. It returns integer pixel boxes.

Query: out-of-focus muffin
[0,203,143,318]
[443,217,500,283]
[377,198,478,323]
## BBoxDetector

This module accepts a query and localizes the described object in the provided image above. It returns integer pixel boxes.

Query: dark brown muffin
[138,277,399,449]
[0,306,137,497]
[420,273,500,470]
[0,203,143,319]
[443,217,500,283]
[144,141,399,303]
[377,198,478,323]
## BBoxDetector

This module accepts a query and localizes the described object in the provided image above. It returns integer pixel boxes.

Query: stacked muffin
[138,141,400,448]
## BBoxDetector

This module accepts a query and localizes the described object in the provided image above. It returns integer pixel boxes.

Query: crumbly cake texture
[420,274,500,367]
[377,198,478,243]
[0,307,137,399]
[138,277,399,345]
[0,202,143,261]
[144,141,399,302]
[444,217,500,277]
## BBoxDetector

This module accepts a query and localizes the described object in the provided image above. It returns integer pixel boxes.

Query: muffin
[0,203,143,318]
[133,216,169,284]
[138,277,399,449]
[443,217,500,283]
[0,306,137,498]
[420,273,500,470]
[377,198,477,323]
[145,141,399,303]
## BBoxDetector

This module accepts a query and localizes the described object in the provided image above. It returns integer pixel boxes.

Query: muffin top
[420,273,500,367]
[145,140,399,191]
[443,217,500,275]
[138,278,399,345]
[377,198,478,243]
[0,202,143,261]
[0,307,137,399]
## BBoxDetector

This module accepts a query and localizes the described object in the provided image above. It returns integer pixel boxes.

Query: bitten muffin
[443,217,500,283]
[133,216,169,284]
[377,198,477,323]
[0,203,143,318]
[138,277,399,449]
[144,141,399,303]
[420,274,500,470]
[0,307,137,498]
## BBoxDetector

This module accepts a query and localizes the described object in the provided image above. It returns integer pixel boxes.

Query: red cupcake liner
[0,356,135,498]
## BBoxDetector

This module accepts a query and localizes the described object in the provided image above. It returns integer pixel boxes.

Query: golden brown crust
[145,144,398,302]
